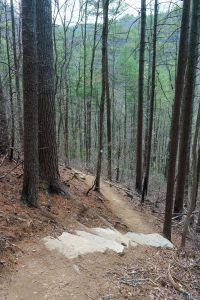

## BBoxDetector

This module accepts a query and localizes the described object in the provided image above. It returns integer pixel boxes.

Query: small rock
[73,264,80,274]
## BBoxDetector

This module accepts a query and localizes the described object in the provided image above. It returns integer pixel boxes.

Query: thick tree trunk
[21,0,39,207]
[136,0,146,193]
[36,0,64,194]
[163,0,191,240]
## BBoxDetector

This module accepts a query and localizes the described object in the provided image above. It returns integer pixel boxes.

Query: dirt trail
[0,174,156,300]
[85,174,154,234]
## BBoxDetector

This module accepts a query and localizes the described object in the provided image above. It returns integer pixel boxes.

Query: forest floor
[0,158,199,299]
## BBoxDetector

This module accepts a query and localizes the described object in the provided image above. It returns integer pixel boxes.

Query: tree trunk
[141,0,158,202]
[10,0,23,146]
[5,4,15,161]
[105,10,112,181]
[163,0,191,240]
[0,76,9,154]
[21,0,39,207]
[143,34,152,173]
[64,76,69,166]
[83,0,88,164]
[88,0,100,165]
[36,0,64,194]
[116,121,121,182]
[173,0,199,219]
[181,102,200,247]
[94,0,109,192]
[136,0,146,193]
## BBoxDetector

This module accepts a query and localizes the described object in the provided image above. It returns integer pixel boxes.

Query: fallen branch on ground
[0,161,22,181]
[168,264,197,300]
[86,179,96,195]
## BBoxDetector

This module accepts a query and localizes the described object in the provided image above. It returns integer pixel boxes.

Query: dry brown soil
[0,161,199,299]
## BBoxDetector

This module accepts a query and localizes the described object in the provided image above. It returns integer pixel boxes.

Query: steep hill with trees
[0,0,199,299]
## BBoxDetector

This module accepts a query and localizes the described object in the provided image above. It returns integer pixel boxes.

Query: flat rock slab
[125,232,173,248]
[42,228,173,259]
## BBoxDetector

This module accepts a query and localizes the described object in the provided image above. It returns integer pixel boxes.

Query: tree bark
[141,0,158,202]
[0,76,9,154]
[36,0,64,194]
[136,0,146,193]
[181,102,200,247]
[21,0,39,207]
[88,0,100,165]
[94,0,109,192]
[87,1,100,164]
[105,3,112,181]
[83,0,88,164]
[173,0,199,219]
[163,0,191,240]
[10,0,23,146]
[5,4,14,161]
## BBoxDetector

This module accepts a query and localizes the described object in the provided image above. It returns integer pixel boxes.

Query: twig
[168,264,197,300]
[85,293,95,300]
[0,161,22,181]
[86,179,96,195]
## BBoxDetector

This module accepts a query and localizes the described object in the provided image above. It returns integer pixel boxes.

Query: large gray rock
[42,228,173,259]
